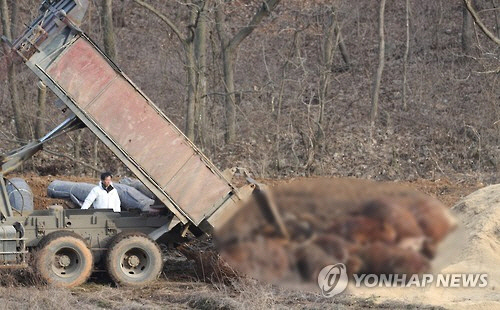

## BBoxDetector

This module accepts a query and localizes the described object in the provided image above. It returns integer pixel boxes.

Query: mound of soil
[434,184,500,288]
[11,173,98,210]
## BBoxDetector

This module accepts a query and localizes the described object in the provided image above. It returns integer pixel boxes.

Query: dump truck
[0,0,287,287]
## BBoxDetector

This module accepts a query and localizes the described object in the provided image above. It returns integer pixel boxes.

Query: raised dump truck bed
[11,0,249,231]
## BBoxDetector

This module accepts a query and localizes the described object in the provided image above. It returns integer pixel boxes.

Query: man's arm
[81,188,98,209]
[112,190,121,212]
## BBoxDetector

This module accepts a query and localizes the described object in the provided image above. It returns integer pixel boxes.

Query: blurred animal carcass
[216,177,456,283]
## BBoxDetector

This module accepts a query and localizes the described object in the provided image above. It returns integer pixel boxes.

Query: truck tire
[35,231,93,287]
[106,232,163,286]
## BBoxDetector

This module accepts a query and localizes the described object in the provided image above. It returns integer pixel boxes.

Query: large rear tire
[36,231,93,287]
[106,232,163,286]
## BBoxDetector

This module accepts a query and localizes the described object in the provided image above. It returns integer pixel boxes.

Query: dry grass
[0,250,445,310]
[0,278,446,310]
[0,254,44,287]
[176,243,240,286]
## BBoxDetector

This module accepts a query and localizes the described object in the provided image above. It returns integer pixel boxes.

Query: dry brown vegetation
[0,279,445,309]
[0,247,445,309]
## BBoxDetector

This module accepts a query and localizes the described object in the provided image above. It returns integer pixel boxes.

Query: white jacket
[81,181,121,212]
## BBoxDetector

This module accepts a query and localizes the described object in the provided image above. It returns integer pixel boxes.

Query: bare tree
[134,0,208,142]
[185,6,197,141]
[370,0,386,141]
[462,0,475,53]
[334,23,350,68]
[194,0,208,147]
[74,131,83,174]
[95,0,117,175]
[102,0,117,60]
[431,0,442,49]
[215,0,281,144]
[8,0,16,37]
[317,8,336,148]
[93,138,100,177]
[0,0,28,142]
[35,81,46,139]
[492,0,500,38]
[274,29,302,172]
[402,0,411,109]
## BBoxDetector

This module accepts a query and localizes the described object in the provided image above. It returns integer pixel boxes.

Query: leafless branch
[464,0,500,45]
[133,0,188,45]
[228,0,281,51]
[43,148,102,173]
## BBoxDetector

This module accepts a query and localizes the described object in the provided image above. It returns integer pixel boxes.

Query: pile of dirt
[217,177,457,283]
[433,184,500,290]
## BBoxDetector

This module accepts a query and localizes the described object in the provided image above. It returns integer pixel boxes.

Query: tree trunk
[74,133,82,159]
[102,0,116,60]
[8,0,16,37]
[317,9,336,147]
[194,0,208,147]
[118,0,127,27]
[185,29,196,141]
[370,0,386,141]
[74,131,83,175]
[275,31,299,171]
[35,81,47,139]
[334,25,350,68]
[133,0,205,141]
[493,0,500,38]
[182,5,197,141]
[221,46,237,144]
[462,0,475,53]
[214,4,235,144]
[93,139,99,177]
[214,0,281,144]
[431,0,442,49]
[402,0,411,110]
[1,0,28,142]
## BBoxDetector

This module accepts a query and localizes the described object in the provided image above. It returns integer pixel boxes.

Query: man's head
[100,172,113,187]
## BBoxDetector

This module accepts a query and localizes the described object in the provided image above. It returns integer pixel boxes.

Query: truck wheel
[106,232,163,286]
[36,231,93,287]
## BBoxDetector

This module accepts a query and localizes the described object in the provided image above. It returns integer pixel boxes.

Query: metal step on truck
[0,0,287,287]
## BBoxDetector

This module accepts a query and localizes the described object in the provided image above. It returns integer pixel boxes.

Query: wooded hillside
[0,0,498,182]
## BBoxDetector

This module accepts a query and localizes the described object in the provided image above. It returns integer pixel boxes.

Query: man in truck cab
[81,172,121,212]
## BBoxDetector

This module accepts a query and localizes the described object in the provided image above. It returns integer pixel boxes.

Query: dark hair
[100,172,113,180]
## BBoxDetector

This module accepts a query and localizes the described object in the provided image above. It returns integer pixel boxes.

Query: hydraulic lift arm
[0,117,84,219]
